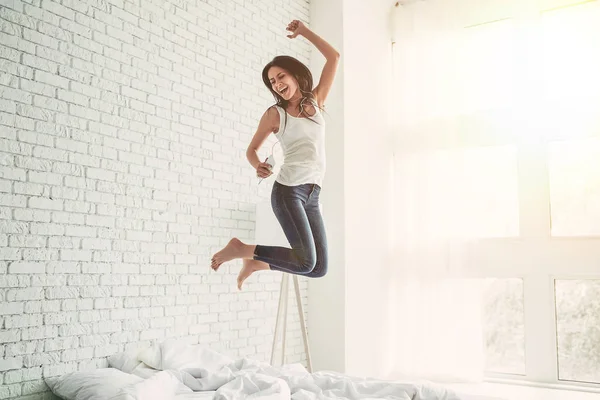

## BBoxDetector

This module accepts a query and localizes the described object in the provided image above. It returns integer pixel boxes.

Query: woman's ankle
[242,244,257,259]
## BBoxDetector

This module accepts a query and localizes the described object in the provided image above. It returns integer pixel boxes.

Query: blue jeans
[253,181,328,278]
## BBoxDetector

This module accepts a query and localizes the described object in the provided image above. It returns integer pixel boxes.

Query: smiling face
[267,66,299,101]
[261,56,315,109]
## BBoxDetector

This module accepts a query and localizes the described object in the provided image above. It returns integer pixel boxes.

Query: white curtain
[388,0,521,383]
[390,150,487,383]
[389,0,600,384]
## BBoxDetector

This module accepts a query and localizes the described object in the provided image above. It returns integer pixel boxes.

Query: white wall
[307,0,346,373]
[342,0,395,378]
[309,0,395,377]
[0,0,312,398]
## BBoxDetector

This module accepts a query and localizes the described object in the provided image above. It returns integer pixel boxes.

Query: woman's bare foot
[211,238,255,271]
[237,259,270,290]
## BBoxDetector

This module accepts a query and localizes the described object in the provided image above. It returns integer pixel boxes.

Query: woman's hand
[256,159,273,179]
[286,20,307,39]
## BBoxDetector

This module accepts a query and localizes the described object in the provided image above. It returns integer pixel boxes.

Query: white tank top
[273,102,326,187]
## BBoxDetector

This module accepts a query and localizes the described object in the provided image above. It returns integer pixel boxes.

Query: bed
[45,338,507,400]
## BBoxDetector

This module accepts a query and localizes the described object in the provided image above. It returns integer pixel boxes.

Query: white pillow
[138,338,232,372]
[129,363,160,380]
[108,349,144,374]
[109,349,192,396]
[108,370,180,400]
[45,368,143,400]
[127,363,192,394]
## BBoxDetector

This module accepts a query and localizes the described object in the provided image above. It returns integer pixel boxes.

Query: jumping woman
[211,19,340,290]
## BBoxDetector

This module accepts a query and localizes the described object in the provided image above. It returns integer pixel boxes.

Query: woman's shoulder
[263,105,281,132]
[264,105,282,119]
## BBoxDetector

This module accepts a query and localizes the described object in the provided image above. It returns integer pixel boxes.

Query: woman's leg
[302,185,328,278]
[211,182,328,287]
[253,182,318,275]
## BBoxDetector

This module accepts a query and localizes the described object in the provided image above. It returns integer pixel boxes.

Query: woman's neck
[287,93,302,107]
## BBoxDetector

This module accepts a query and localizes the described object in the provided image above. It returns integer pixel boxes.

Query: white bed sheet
[458,395,506,400]
[107,339,487,400]
[173,389,503,400]
[175,392,216,400]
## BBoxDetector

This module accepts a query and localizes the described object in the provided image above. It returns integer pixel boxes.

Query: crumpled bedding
[106,338,464,400]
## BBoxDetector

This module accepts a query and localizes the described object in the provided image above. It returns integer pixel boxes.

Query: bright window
[391,0,600,389]
[483,278,526,375]
[548,138,600,237]
[555,279,600,384]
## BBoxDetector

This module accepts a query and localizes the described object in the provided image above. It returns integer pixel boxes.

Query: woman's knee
[309,266,327,278]
[307,260,327,277]
[295,248,317,273]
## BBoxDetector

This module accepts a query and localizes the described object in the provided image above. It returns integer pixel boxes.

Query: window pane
[555,279,600,384]
[393,26,462,123]
[459,19,516,113]
[394,145,519,240]
[542,2,600,101]
[483,278,526,375]
[548,138,600,236]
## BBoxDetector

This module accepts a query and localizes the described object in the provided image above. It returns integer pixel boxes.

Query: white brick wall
[0,0,311,398]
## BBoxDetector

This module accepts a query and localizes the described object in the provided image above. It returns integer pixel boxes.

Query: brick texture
[0,0,311,398]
